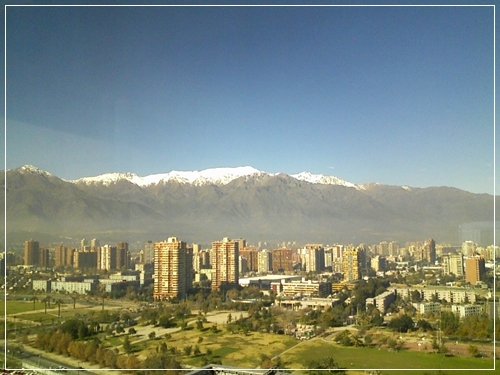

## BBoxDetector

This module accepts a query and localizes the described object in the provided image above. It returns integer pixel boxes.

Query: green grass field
[2,300,46,315]
[279,338,495,374]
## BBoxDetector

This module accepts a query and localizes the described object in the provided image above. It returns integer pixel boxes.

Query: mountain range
[2,165,497,246]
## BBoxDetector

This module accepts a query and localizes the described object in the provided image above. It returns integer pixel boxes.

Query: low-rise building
[365,290,396,313]
[416,302,441,315]
[51,280,97,294]
[281,280,331,298]
[451,304,482,318]
[32,279,51,292]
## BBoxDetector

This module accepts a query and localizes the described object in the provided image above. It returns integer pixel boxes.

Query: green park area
[132,326,299,368]
[278,338,495,374]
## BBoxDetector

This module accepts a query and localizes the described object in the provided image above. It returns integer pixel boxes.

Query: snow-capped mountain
[18,164,54,177]
[69,166,365,189]
[70,166,271,187]
[291,171,363,190]
[4,164,495,245]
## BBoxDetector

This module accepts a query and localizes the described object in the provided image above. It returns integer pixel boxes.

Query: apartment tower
[342,247,364,282]
[154,237,189,300]
[211,237,239,291]
[24,239,39,266]
[465,256,486,285]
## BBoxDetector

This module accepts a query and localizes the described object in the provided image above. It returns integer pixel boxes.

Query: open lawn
[2,300,46,315]
[279,338,495,374]
[11,306,94,323]
[135,327,299,368]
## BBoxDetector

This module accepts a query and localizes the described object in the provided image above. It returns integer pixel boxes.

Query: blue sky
[5,4,495,194]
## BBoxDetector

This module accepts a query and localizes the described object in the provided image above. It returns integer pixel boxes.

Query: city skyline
[5,4,495,194]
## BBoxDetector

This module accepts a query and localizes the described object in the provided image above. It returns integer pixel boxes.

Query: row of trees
[34,328,184,374]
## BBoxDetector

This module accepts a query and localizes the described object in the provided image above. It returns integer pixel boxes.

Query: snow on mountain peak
[18,165,53,176]
[291,171,361,189]
[71,166,267,187]
[72,172,141,186]
[65,166,366,189]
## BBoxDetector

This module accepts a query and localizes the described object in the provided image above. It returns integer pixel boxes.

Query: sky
[4,4,495,194]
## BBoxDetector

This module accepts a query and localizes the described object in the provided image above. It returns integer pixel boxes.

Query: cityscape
[2,230,499,374]
[4,4,496,375]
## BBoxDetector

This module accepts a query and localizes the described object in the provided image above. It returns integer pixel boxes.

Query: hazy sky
[5,4,495,194]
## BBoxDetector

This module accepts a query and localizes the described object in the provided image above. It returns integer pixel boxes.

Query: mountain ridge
[3,165,496,245]
[15,165,375,191]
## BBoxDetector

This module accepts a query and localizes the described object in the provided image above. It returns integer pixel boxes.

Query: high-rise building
[116,242,130,270]
[462,241,477,257]
[258,250,272,273]
[442,254,464,277]
[239,247,259,272]
[39,248,50,267]
[304,244,325,272]
[211,237,239,291]
[342,247,364,282]
[423,238,436,264]
[81,239,90,251]
[371,255,387,272]
[55,245,72,267]
[388,242,399,257]
[154,237,190,300]
[143,241,154,264]
[98,245,117,270]
[465,256,486,285]
[272,248,293,272]
[74,251,97,269]
[24,239,39,266]
[90,238,100,250]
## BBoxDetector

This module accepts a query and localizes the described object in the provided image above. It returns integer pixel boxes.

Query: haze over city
[5,4,494,195]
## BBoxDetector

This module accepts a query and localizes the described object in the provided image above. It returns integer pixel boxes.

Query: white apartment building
[451,304,482,318]
[417,302,441,315]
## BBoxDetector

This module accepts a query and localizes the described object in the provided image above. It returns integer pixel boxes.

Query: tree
[307,356,346,374]
[128,327,137,335]
[71,292,78,309]
[32,295,38,310]
[183,345,192,356]
[123,335,132,354]
[196,319,204,330]
[388,314,414,333]
[148,331,156,340]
